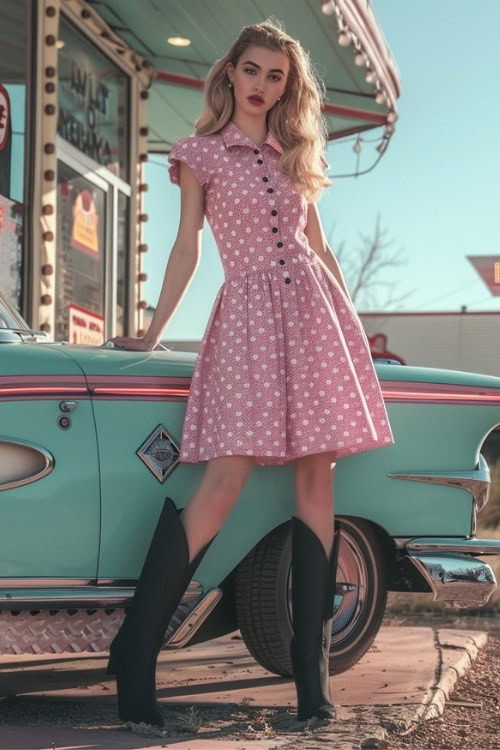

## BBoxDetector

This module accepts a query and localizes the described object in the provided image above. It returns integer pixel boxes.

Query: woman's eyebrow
[241,59,285,75]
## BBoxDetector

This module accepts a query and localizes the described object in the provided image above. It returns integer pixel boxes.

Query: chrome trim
[388,454,490,511]
[408,552,497,608]
[393,538,412,549]
[0,587,135,610]
[0,579,204,610]
[164,588,223,649]
[0,578,94,587]
[0,438,55,491]
[405,538,500,556]
[97,579,203,599]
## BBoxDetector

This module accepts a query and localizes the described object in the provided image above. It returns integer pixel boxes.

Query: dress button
[271,209,278,216]
[277,241,283,248]
[279,259,285,265]
[285,277,291,284]
[267,188,274,193]
[272,227,278,233]
[262,176,269,182]
[253,149,260,154]
[257,158,263,164]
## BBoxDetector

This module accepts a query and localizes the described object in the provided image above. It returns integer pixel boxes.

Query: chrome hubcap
[287,526,368,646]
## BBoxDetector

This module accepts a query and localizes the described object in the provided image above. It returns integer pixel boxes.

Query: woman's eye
[244,68,256,75]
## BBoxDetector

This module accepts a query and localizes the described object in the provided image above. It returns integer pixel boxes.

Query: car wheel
[235,516,387,676]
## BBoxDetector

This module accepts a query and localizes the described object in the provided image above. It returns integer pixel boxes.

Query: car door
[61,345,195,581]
[0,342,100,579]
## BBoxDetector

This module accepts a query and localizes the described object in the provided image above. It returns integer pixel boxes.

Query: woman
[108,18,394,730]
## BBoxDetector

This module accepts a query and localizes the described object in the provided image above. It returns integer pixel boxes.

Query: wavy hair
[195,17,332,202]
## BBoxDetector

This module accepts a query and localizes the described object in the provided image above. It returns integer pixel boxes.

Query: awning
[88,0,401,159]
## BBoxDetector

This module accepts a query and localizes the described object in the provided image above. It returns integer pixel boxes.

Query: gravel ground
[384,613,500,750]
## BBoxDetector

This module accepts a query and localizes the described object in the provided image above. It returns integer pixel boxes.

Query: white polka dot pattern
[167,121,395,466]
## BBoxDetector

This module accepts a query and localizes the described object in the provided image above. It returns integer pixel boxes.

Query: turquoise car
[1,289,499,676]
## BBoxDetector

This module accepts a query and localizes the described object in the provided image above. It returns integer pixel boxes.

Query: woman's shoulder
[171,131,223,152]
[168,132,223,187]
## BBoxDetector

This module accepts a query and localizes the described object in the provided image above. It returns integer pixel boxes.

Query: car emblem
[136,425,180,483]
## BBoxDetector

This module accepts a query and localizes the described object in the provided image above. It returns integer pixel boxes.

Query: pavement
[0,625,488,749]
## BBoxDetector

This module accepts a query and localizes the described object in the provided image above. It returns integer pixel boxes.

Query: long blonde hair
[195,18,332,203]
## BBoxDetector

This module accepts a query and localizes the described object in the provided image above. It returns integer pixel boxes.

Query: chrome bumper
[405,538,500,608]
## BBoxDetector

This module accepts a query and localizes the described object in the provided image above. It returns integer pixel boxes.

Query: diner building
[0,0,400,343]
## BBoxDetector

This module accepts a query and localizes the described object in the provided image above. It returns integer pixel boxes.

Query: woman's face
[226,44,289,117]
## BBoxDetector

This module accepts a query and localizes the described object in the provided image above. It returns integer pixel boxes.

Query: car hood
[42,342,197,379]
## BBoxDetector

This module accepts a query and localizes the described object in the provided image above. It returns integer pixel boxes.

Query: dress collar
[220,120,284,154]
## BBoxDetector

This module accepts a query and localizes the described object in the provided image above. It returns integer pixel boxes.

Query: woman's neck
[230,113,268,147]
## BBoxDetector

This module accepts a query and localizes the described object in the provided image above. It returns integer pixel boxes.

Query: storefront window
[57,15,130,180]
[116,191,129,337]
[55,161,106,344]
[0,0,29,311]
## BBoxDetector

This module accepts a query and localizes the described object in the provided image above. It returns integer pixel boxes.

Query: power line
[410,279,483,310]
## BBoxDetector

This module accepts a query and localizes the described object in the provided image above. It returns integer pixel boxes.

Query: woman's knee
[203,455,255,495]
[294,451,336,491]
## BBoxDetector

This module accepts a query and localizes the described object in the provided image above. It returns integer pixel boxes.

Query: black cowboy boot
[289,516,340,723]
[108,496,214,726]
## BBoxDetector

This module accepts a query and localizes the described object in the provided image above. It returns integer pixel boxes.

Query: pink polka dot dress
[168,121,394,466]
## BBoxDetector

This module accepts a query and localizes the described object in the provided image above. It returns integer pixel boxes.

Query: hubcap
[287,526,368,647]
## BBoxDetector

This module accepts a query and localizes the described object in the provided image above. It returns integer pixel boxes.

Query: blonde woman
[108,18,394,729]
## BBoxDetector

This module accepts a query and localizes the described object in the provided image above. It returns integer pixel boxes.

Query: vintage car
[1,288,500,677]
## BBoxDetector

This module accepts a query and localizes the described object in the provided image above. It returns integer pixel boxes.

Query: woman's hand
[105,336,156,351]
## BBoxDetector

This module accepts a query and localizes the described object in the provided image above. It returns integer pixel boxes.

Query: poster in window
[71,188,100,256]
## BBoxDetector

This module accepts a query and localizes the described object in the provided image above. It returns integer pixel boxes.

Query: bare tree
[329,212,416,310]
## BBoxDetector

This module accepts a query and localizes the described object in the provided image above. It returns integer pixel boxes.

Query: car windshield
[0,291,29,331]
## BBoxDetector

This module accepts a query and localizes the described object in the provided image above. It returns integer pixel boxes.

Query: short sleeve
[168,136,207,187]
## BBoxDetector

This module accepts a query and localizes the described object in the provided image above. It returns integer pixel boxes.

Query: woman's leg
[111,454,254,726]
[294,451,336,557]
[290,451,338,724]
[180,455,255,562]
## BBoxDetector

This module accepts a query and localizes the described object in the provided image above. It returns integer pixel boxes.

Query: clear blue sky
[144,0,500,340]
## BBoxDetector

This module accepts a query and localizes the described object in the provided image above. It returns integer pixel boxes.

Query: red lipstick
[247,95,264,106]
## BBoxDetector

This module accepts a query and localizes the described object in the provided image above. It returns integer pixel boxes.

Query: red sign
[467,255,500,297]
[0,84,10,152]
[68,303,104,346]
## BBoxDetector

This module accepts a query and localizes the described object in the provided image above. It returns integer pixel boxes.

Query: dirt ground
[0,612,498,749]
[384,612,500,750]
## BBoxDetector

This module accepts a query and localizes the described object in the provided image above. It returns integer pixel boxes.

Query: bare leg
[180,455,255,563]
[293,451,336,556]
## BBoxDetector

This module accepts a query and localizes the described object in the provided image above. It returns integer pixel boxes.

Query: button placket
[255,146,290,284]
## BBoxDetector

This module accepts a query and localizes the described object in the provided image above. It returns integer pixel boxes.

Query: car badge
[136,425,180,483]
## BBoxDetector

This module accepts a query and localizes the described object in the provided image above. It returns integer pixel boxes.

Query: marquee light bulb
[168,37,191,47]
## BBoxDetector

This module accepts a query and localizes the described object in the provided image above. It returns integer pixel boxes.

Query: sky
[143,0,500,340]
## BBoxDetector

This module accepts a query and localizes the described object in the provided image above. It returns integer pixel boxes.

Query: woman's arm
[109,161,205,350]
[304,201,355,307]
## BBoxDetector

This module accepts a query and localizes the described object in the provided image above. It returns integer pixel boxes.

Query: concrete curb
[414,629,488,723]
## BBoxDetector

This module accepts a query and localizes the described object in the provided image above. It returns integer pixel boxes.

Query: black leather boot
[289,516,340,723]
[108,496,214,726]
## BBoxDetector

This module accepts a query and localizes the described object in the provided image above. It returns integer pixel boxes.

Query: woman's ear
[226,63,234,84]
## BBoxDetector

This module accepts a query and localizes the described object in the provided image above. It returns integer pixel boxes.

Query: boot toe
[312,703,336,720]
[119,704,164,727]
